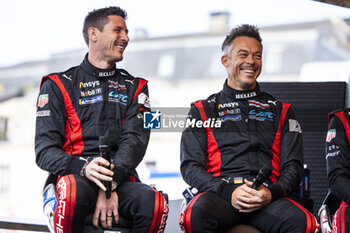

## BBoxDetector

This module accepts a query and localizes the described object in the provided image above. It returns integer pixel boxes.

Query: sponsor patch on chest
[108,91,128,105]
[248,109,275,122]
[79,95,103,105]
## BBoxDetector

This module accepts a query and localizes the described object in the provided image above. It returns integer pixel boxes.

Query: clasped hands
[231,179,272,213]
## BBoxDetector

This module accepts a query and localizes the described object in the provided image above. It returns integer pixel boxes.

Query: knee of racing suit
[135,185,169,233]
[54,174,97,233]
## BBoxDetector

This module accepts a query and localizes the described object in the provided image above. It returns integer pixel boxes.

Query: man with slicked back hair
[36,6,168,233]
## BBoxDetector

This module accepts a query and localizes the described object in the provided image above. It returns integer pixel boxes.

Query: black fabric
[259,82,346,215]
[332,202,350,233]
[184,192,315,233]
[35,55,165,233]
[180,81,304,203]
[35,54,151,185]
[326,109,350,233]
[55,175,159,233]
[326,110,350,204]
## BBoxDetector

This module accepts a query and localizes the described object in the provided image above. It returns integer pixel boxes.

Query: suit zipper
[105,79,109,136]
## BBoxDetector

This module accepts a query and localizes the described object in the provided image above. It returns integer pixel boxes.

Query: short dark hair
[82,6,128,45]
[221,24,262,55]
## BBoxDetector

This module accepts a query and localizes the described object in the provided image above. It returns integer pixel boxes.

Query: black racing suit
[35,54,168,233]
[326,109,350,233]
[180,81,319,233]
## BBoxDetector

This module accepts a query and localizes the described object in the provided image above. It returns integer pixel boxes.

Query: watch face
[111,181,117,190]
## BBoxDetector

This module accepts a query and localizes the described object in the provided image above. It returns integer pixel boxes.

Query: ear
[221,55,229,68]
[88,27,98,43]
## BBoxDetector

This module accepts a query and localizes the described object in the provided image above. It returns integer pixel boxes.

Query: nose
[121,30,129,43]
[245,54,255,64]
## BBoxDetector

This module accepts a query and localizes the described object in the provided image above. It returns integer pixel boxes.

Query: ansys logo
[143,110,161,129]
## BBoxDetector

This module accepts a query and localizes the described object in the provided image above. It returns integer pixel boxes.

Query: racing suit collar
[222,79,261,100]
[81,53,117,79]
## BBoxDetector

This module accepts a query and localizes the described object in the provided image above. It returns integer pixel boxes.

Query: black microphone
[99,136,111,199]
[251,164,273,190]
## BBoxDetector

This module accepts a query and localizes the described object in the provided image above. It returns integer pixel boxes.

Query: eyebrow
[237,49,248,53]
[237,49,262,54]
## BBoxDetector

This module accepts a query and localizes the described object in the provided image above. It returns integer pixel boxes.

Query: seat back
[260,82,346,214]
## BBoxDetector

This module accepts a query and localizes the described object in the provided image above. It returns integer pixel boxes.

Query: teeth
[243,69,254,74]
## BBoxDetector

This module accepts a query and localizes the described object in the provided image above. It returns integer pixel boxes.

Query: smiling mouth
[115,44,127,52]
[241,68,256,75]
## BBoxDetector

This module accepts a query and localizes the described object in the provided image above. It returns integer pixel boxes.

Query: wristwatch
[111,181,118,191]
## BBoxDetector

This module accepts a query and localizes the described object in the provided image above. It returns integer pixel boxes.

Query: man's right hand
[93,189,119,229]
[85,157,114,191]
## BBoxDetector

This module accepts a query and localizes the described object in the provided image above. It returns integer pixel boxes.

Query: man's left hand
[93,189,119,229]
[235,179,272,213]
